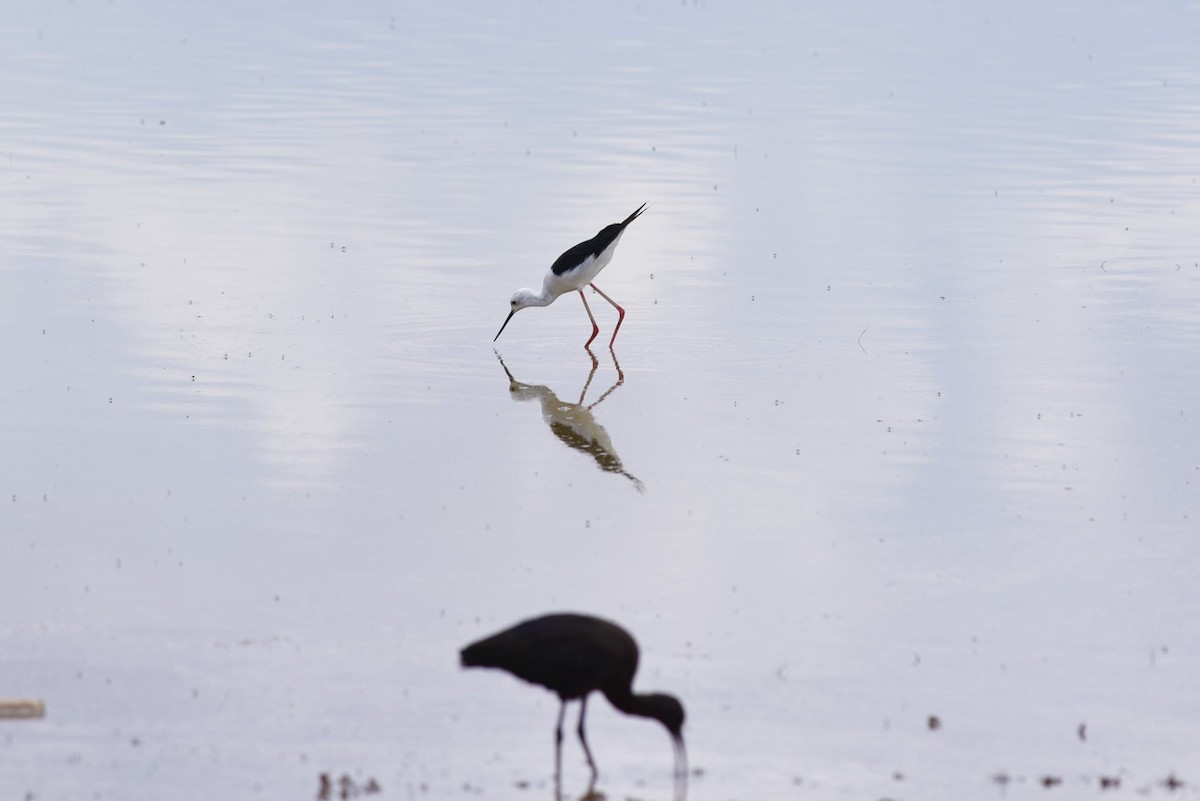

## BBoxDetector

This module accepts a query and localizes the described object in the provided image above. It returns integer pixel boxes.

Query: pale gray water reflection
[497,350,644,492]
[3,1,1200,799]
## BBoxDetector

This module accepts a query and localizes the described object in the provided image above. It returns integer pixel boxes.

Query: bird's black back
[550,204,647,277]
[461,613,639,700]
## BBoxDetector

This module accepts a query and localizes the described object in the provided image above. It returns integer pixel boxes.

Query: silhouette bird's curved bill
[672,732,688,801]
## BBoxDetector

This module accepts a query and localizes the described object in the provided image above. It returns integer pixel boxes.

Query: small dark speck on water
[927,715,941,730]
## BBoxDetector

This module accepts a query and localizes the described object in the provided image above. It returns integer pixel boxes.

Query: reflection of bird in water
[497,351,644,492]
[461,612,687,800]
[494,204,646,349]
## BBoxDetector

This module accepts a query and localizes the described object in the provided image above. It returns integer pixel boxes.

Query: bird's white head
[494,288,544,342]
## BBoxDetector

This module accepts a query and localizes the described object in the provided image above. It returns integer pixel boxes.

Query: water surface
[3,2,1199,799]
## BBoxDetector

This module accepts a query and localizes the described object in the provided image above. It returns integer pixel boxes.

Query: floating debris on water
[0,699,45,719]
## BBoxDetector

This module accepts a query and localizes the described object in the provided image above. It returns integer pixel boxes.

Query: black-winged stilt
[494,204,646,349]
[461,612,686,797]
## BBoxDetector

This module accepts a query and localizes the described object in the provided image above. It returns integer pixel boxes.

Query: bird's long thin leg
[589,283,625,348]
[576,695,599,783]
[577,289,600,349]
[554,700,567,791]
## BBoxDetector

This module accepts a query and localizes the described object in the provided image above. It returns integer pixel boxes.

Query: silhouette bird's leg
[577,289,600,349]
[589,283,625,348]
[553,699,568,784]
[576,695,599,782]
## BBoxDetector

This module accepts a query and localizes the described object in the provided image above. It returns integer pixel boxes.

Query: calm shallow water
[3,2,1200,799]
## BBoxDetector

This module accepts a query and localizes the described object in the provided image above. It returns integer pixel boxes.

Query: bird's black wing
[463,613,637,699]
[550,238,605,276]
[549,204,647,277]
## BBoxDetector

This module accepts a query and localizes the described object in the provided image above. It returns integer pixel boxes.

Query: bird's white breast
[545,233,624,297]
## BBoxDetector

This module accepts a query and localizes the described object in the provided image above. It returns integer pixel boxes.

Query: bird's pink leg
[589,283,625,348]
[577,289,600,349]
[576,695,599,783]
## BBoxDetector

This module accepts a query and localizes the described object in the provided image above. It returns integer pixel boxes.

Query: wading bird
[461,612,686,797]
[494,204,646,349]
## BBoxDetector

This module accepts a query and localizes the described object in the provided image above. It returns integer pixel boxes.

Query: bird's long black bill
[494,309,516,342]
[672,735,688,801]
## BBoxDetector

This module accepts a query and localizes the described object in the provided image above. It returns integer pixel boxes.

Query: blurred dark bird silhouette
[461,612,686,797]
